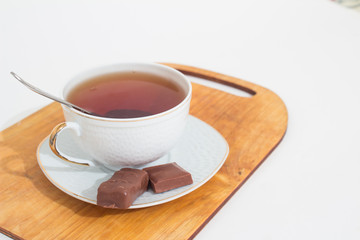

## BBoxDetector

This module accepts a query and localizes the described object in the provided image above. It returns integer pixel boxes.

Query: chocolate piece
[97,168,149,209]
[143,162,193,193]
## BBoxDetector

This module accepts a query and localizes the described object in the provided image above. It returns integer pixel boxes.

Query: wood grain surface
[0,64,288,240]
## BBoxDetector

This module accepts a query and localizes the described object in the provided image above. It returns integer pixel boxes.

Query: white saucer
[37,115,229,209]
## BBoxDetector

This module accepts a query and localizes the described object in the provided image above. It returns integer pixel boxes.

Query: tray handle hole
[187,75,255,98]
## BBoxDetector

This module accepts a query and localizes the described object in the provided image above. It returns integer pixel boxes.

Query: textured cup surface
[61,63,192,170]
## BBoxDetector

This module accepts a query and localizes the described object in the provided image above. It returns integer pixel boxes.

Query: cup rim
[62,62,192,122]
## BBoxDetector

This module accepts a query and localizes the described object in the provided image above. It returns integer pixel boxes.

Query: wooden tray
[0,63,288,240]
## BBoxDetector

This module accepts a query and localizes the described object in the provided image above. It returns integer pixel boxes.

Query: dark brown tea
[66,72,186,118]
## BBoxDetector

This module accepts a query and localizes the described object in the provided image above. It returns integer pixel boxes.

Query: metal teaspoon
[10,72,93,115]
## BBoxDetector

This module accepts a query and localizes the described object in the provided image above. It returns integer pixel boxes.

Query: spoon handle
[10,72,92,115]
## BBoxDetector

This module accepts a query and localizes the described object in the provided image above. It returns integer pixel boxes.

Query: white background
[1,0,360,239]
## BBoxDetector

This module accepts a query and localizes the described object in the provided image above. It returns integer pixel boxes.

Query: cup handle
[49,122,92,166]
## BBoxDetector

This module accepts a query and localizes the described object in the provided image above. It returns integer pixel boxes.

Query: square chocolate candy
[97,168,149,209]
[143,162,193,193]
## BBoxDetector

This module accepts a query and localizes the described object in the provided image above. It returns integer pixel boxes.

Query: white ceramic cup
[49,63,192,170]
